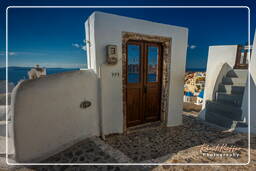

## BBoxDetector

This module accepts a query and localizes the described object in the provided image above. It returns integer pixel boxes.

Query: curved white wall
[12,70,100,162]
[200,45,238,120]
[241,31,256,133]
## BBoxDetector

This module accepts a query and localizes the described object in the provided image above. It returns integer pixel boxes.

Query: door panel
[126,41,162,127]
[127,88,142,126]
[144,87,161,121]
[126,42,143,127]
[146,46,159,82]
[144,43,162,122]
[127,44,141,83]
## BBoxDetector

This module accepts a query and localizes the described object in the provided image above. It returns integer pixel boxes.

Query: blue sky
[0,0,255,69]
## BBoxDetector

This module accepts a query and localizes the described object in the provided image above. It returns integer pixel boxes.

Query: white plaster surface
[241,31,256,134]
[199,45,238,120]
[86,12,188,130]
[0,106,11,121]
[12,12,188,162]
[12,70,100,162]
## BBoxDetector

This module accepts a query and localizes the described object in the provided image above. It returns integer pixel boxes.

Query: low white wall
[86,12,188,132]
[0,105,11,121]
[241,32,256,133]
[12,70,100,162]
[199,45,238,119]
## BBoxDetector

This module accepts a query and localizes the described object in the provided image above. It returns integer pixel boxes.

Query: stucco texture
[12,70,100,162]
[86,12,188,133]
[199,45,238,120]
[12,11,188,162]
[241,31,256,133]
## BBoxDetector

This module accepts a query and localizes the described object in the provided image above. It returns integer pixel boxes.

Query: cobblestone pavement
[105,114,238,162]
[1,114,253,171]
[43,138,118,163]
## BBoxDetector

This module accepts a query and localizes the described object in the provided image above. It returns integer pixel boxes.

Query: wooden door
[126,41,162,127]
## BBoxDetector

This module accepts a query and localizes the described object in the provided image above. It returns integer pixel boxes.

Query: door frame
[122,32,172,132]
[234,45,249,69]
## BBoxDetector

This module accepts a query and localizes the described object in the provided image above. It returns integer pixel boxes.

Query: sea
[186,68,206,72]
[0,67,80,85]
[0,67,206,85]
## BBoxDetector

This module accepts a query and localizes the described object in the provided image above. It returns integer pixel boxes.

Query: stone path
[35,115,238,164]
[105,114,237,163]
[0,114,253,171]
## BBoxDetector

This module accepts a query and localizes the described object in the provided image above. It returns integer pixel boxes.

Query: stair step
[0,121,11,137]
[222,77,247,86]
[236,122,248,128]
[205,112,237,128]
[216,92,243,106]
[226,69,248,78]
[206,101,242,120]
[218,84,245,94]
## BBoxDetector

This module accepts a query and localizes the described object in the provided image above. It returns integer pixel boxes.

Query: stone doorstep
[125,121,163,134]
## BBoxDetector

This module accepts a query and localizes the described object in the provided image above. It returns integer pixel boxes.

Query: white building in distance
[28,65,46,79]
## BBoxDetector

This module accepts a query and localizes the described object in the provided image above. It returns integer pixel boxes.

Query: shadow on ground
[105,114,238,162]
[4,114,252,171]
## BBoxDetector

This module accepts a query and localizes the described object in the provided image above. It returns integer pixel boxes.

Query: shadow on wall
[11,70,100,162]
[251,76,256,134]
[212,63,233,100]
[242,74,256,133]
[199,63,233,120]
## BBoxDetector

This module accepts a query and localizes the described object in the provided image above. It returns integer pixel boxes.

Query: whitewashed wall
[12,11,188,162]
[86,12,188,133]
[12,70,100,162]
[241,32,256,134]
[199,45,238,120]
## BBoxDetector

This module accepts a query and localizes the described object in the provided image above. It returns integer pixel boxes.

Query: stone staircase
[205,69,248,129]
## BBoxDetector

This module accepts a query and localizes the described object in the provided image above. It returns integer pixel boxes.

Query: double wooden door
[126,41,163,127]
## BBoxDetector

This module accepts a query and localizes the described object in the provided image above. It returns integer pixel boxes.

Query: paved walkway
[0,114,252,171]
[105,114,237,163]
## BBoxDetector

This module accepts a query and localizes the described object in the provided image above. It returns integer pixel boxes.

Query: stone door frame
[122,32,172,132]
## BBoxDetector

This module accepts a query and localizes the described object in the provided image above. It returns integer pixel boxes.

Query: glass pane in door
[127,44,140,83]
[147,46,159,82]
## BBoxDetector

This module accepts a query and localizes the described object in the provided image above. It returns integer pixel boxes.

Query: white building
[183,91,194,103]
[199,32,256,134]
[10,12,188,162]
[196,90,204,105]
[28,65,46,79]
